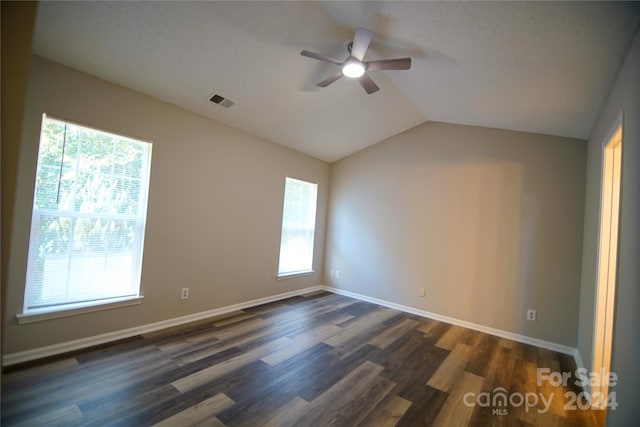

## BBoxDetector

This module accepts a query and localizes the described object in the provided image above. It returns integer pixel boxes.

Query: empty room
[2,1,639,426]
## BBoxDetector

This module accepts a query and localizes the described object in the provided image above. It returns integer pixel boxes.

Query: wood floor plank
[369,318,419,349]
[267,344,349,403]
[204,299,355,362]
[372,331,448,399]
[3,348,177,419]
[204,316,268,342]
[330,313,356,326]
[432,371,485,427]
[338,374,397,426]
[152,392,235,427]
[435,324,468,350]
[291,360,386,427]
[523,343,539,364]
[243,301,292,316]
[519,360,544,426]
[192,416,227,427]
[173,310,312,365]
[505,357,533,425]
[175,328,270,365]
[324,308,396,347]
[357,394,412,427]
[261,397,310,427]
[141,317,217,339]
[278,343,386,404]
[214,353,329,426]
[80,383,181,426]
[2,357,80,385]
[155,332,220,355]
[465,333,499,377]
[1,293,600,427]
[77,346,241,422]
[162,360,272,426]
[213,312,256,327]
[419,319,451,342]
[341,301,387,321]
[490,346,516,391]
[72,336,151,365]
[171,337,291,393]
[11,404,82,427]
[500,337,525,360]
[395,385,448,427]
[271,297,357,322]
[536,364,568,420]
[416,319,437,334]
[468,344,514,427]
[427,342,472,392]
[324,308,398,358]
[261,323,342,366]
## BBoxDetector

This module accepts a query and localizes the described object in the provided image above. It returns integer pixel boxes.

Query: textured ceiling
[32,1,640,162]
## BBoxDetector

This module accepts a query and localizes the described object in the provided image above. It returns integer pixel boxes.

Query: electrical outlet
[419,287,426,297]
[335,270,340,279]
[181,288,189,300]
[527,309,536,321]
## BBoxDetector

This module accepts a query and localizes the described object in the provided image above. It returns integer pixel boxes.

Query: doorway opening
[592,119,622,411]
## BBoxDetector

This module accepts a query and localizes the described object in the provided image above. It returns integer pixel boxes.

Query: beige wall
[577,31,640,425]
[325,121,586,346]
[1,2,37,295]
[1,0,38,390]
[3,57,329,354]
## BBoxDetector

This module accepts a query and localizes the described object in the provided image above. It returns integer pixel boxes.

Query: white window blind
[23,115,152,314]
[278,177,318,276]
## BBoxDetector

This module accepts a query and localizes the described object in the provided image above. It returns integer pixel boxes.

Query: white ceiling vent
[209,93,234,108]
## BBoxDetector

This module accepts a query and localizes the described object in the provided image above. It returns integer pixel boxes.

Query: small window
[278,177,318,277]
[23,115,152,314]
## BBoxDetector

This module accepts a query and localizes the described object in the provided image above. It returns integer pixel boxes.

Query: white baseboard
[2,285,324,367]
[573,348,586,372]
[3,284,580,367]
[321,285,578,356]
[572,348,593,396]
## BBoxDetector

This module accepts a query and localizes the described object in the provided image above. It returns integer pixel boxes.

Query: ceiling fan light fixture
[302,28,410,93]
[342,60,365,78]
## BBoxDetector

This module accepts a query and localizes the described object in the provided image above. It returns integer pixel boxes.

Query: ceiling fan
[301,28,411,94]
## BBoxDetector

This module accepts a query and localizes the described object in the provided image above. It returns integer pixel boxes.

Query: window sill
[16,296,144,325]
[277,270,315,280]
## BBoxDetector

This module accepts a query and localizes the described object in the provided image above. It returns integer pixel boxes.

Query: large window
[278,177,318,277]
[23,115,152,315]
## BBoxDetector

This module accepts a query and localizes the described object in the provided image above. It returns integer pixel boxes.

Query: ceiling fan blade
[301,50,344,66]
[366,57,412,71]
[317,71,343,87]
[359,73,379,94]
[351,28,372,61]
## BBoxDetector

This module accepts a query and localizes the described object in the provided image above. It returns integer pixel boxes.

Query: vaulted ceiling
[32,1,640,162]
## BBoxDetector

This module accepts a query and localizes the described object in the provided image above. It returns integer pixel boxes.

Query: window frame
[277,176,318,278]
[20,114,152,321]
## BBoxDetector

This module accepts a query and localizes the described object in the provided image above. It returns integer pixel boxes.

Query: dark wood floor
[2,291,603,426]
